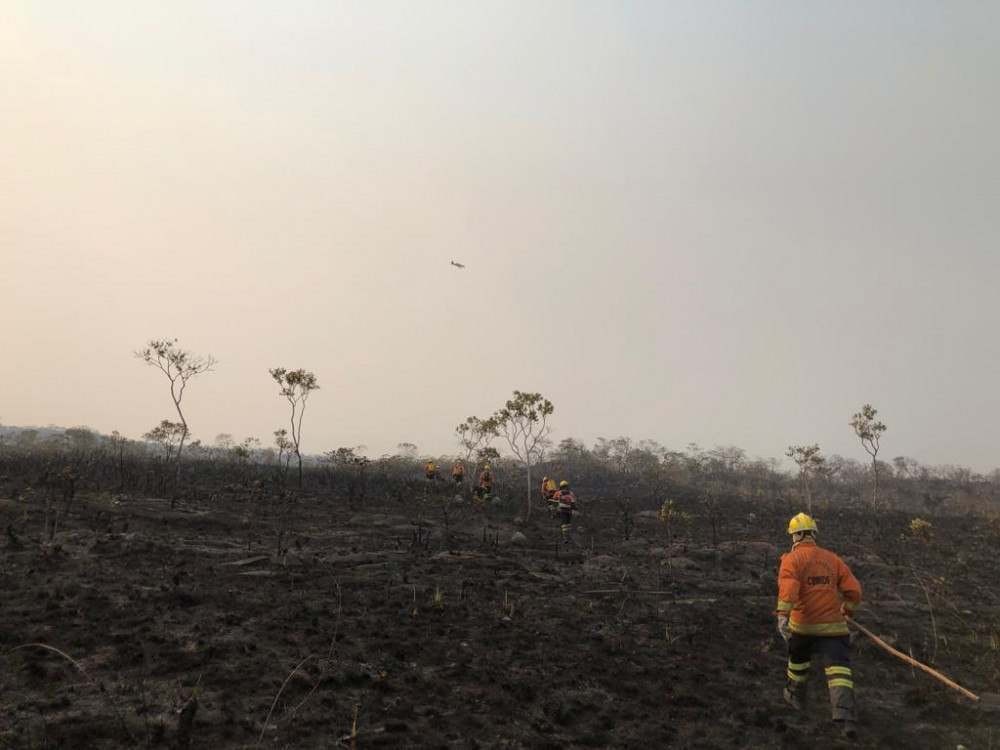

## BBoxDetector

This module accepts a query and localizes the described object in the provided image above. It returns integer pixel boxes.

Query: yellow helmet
[559,480,569,488]
[787,512,818,535]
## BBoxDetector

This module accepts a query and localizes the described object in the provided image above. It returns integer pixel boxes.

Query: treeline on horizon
[1,422,997,518]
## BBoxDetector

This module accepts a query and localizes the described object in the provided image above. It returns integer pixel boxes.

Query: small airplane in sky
[450,260,466,269]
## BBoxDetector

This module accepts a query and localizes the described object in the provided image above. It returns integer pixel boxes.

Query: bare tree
[850,403,887,511]
[269,368,320,488]
[493,391,553,519]
[110,430,128,492]
[785,444,826,513]
[135,339,215,504]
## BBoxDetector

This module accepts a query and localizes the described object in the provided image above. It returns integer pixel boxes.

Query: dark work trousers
[558,507,573,540]
[786,633,855,722]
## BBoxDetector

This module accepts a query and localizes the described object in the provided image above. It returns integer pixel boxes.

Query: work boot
[838,720,858,740]
[783,686,804,711]
[828,682,856,730]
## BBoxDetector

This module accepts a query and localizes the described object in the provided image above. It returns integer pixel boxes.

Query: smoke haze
[3,2,999,467]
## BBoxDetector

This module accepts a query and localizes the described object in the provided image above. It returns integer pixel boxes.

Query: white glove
[776,615,791,642]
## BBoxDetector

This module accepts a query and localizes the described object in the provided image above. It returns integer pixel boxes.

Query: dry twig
[3,643,136,742]
[257,654,316,746]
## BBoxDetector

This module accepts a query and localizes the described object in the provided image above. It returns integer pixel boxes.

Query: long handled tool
[846,616,981,702]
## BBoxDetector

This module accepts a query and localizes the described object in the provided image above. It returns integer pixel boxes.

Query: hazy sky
[3,2,999,468]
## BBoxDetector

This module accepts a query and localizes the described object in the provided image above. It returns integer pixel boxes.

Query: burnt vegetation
[1,419,999,747]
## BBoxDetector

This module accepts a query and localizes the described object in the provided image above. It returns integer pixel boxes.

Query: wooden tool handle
[846,616,979,702]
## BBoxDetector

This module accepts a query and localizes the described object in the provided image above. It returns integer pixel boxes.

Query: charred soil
[0,491,998,748]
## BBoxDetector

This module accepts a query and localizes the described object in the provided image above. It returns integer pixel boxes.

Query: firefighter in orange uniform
[776,513,861,741]
[475,464,493,501]
[553,480,577,543]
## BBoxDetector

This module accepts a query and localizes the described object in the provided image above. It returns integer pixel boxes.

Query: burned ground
[0,489,998,748]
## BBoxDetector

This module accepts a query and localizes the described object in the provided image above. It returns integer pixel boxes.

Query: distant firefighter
[552,480,577,543]
[424,460,439,481]
[451,461,465,484]
[475,464,493,500]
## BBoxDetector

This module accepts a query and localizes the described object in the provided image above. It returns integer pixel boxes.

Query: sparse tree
[625,445,662,478]
[785,444,826,513]
[850,403,888,511]
[43,432,70,450]
[327,446,361,466]
[330,447,370,507]
[64,427,98,453]
[136,339,215,503]
[214,433,235,451]
[637,439,668,461]
[549,437,592,479]
[477,446,501,466]
[232,436,260,464]
[269,368,320,488]
[396,442,419,459]
[143,419,186,462]
[274,428,292,471]
[492,391,554,519]
[594,437,634,474]
[15,429,38,450]
[683,443,707,478]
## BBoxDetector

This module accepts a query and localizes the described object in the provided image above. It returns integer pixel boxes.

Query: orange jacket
[776,538,861,636]
[452,463,465,477]
[478,470,493,488]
